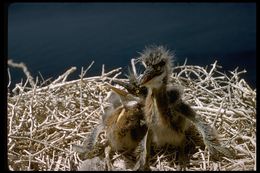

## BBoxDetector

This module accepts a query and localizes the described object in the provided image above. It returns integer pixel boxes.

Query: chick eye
[157,61,166,67]
[154,61,165,71]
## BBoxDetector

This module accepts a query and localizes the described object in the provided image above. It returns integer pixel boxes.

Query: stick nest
[7,60,256,171]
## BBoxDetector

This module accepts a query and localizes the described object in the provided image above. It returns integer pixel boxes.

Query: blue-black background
[8,3,256,89]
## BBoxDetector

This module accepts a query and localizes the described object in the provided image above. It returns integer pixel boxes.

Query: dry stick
[45,154,50,170]
[131,58,137,78]
[38,107,89,128]
[243,142,255,160]
[26,79,38,170]
[198,148,206,170]
[207,61,218,88]
[23,150,33,170]
[31,147,48,157]
[8,77,30,135]
[8,59,35,87]
[164,165,177,171]
[109,71,122,83]
[79,67,84,112]
[177,64,208,76]
[11,108,28,135]
[192,106,251,119]
[30,77,38,139]
[38,71,45,83]
[78,61,96,111]
[194,97,203,107]
[54,156,62,170]
[84,61,95,77]
[229,82,255,96]
[9,135,68,153]
[8,67,11,88]
[16,67,122,95]
[212,98,225,127]
[12,81,30,97]
[35,156,47,165]
[8,103,16,135]
[49,150,55,170]
[207,61,218,79]
[49,133,66,145]
[206,150,211,170]
[64,155,71,170]
[101,64,105,78]
[183,57,188,66]
[157,155,162,170]
[230,68,247,81]
[52,67,77,84]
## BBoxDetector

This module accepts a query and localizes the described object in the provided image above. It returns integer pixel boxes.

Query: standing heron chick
[134,45,234,170]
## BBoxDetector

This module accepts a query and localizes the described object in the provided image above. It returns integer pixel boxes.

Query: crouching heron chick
[73,76,147,171]
[134,45,235,171]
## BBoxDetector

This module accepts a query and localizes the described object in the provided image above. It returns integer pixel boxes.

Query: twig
[8,59,35,87]
[8,67,11,88]
[52,67,77,84]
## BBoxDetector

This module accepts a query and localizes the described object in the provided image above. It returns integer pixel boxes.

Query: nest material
[7,60,256,171]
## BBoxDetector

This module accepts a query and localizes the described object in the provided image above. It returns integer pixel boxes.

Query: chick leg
[104,145,113,171]
[72,123,103,154]
[175,101,235,159]
[133,129,152,171]
[176,137,187,171]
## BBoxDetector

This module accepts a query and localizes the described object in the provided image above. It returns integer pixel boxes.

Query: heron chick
[134,45,234,171]
[73,74,147,171]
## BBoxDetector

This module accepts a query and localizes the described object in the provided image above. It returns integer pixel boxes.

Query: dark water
[8,3,256,89]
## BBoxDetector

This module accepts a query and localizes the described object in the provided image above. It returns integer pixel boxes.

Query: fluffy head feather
[138,45,175,88]
[138,45,174,74]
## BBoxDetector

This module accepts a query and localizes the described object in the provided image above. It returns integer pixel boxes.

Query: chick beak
[139,67,157,86]
[112,79,136,96]
[105,83,140,104]
[106,83,128,97]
